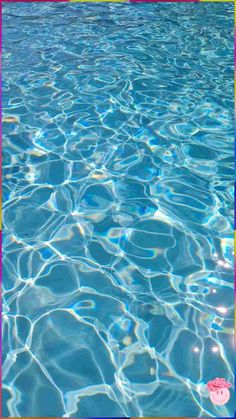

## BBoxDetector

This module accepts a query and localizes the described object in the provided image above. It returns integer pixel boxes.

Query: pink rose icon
[207,378,231,406]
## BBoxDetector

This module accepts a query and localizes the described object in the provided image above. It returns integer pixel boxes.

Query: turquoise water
[2,2,234,417]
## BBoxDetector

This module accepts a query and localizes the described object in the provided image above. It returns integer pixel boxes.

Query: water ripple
[2,2,234,417]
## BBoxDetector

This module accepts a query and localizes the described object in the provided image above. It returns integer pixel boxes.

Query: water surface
[2,2,234,417]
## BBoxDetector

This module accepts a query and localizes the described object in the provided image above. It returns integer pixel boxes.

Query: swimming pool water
[2,2,234,417]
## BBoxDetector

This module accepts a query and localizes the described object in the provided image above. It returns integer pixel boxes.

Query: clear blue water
[2,2,234,417]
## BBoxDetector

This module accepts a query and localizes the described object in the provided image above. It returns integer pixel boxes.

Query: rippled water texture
[2,2,234,417]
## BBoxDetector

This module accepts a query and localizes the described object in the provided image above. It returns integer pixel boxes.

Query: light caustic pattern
[2,2,234,417]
